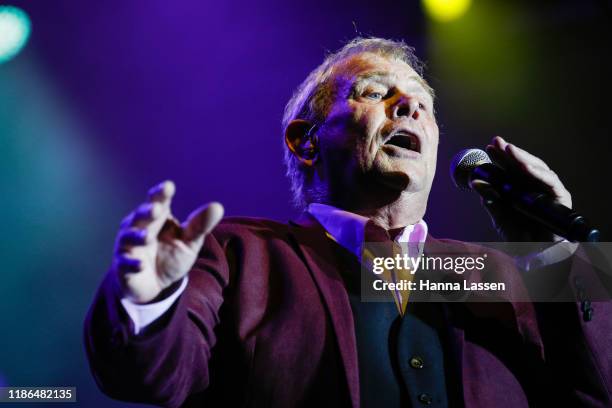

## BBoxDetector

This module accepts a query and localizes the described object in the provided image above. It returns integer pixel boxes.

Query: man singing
[84,37,611,407]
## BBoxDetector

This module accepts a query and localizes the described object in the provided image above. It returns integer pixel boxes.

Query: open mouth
[384,131,421,153]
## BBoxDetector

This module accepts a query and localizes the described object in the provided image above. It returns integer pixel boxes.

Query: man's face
[318,52,439,199]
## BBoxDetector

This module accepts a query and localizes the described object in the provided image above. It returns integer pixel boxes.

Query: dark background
[0,0,610,406]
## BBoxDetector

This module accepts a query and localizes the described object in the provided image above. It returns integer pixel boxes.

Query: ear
[284,119,319,166]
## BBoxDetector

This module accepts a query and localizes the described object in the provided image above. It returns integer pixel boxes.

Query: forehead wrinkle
[350,70,431,99]
[351,73,390,94]
[328,54,433,108]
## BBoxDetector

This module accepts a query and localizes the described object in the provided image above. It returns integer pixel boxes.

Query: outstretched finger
[121,202,164,229]
[148,180,176,206]
[114,253,142,273]
[146,181,177,236]
[116,228,149,253]
[182,202,225,249]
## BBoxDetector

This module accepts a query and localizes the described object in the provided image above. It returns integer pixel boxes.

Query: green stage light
[422,0,472,22]
[0,5,31,64]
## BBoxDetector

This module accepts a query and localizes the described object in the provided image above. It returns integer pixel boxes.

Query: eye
[364,91,384,100]
[418,102,426,111]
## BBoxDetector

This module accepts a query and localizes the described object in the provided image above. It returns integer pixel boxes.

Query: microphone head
[450,148,492,191]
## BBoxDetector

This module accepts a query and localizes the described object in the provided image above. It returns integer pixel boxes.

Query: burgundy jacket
[84,215,612,407]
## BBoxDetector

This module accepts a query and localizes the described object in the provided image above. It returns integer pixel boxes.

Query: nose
[392,96,420,120]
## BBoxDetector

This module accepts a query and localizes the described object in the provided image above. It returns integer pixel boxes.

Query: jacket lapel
[424,235,546,407]
[289,213,360,408]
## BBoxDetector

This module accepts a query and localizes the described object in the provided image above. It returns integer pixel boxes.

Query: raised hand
[112,181,224,303]
[471,136,572,242]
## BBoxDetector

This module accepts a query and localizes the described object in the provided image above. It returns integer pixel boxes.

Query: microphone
[450,149,600,242]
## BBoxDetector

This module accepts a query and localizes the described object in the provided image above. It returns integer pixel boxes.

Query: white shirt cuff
[120,277,188,334]
[516,240,579,272]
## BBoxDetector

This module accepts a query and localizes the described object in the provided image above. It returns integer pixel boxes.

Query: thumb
[182,202,225,247]
[469,179,507,226]
[469,179,500,203]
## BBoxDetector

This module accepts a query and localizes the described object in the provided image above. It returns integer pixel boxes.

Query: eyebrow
[350,71,430,96]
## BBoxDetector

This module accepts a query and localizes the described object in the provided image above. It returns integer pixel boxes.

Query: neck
[314,181,428,230]
[352,191,427,229]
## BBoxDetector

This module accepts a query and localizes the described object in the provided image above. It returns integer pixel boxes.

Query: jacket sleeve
[531,245,612,407]
[83,230,230,408]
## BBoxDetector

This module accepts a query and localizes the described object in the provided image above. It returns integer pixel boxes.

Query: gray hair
[282,37,434,208]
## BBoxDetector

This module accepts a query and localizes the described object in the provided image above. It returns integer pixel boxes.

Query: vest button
[410,356,424,369]
[418,393,433,405]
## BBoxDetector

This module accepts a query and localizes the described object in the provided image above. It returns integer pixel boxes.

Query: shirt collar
[307,203,428,259]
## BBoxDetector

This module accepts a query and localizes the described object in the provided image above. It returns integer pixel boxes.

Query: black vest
[332,240,457,408]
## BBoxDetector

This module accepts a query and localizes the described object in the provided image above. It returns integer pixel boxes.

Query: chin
[379,162,425,188]
[378,171,412,191]
[360,157,426,192]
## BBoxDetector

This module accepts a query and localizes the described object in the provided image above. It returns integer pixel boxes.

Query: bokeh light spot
[0,5,31,64]
[422,0,472,22]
